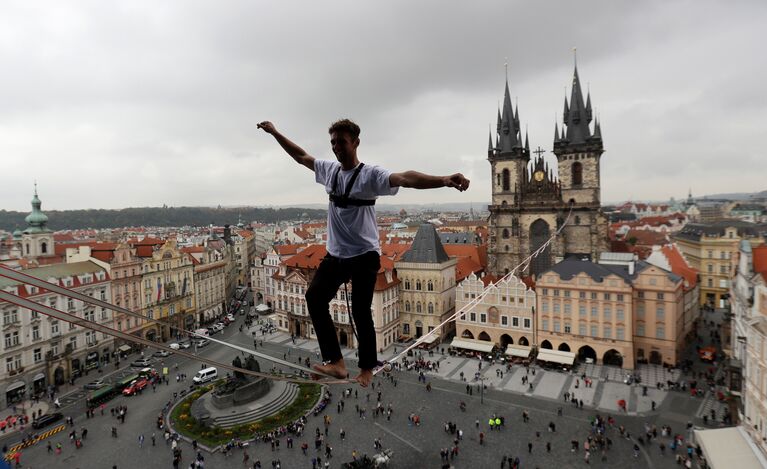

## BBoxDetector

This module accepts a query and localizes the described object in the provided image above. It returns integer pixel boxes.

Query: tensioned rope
[374,201,574,375]
[0,266,351,384]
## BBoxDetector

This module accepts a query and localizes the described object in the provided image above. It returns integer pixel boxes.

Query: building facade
[0,261,114,407]
[487,65,608,279]
[396,224,457,340]
[675,221,767,308]
[140,240,196,341]
[536,256,688,369]
[455,273,536,348]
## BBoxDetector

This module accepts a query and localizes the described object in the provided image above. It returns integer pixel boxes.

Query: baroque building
[488,65,609,278]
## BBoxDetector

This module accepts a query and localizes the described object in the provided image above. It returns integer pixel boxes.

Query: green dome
[12,229,22,239]
[23,187,52,233]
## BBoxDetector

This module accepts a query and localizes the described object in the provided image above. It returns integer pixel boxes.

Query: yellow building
[536,254,689,369]
[675,221,766,308]
[140,240,196,341]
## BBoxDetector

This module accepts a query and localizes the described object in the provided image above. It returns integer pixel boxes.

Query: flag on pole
[156,278,162,302]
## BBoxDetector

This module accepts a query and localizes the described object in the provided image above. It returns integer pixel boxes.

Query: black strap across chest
[329,163,375,208]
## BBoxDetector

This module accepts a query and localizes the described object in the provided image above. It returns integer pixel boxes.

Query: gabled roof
[660,244,698,288]
[444,244,488,270]
[275,244,306,256]
[400,224,449,264]
[282,244,327,270]
[455,257,483,283]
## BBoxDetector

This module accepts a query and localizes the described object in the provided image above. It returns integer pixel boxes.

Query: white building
[0,261,114,407]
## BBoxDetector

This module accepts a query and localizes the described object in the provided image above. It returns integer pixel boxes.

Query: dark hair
[328,119,360,140]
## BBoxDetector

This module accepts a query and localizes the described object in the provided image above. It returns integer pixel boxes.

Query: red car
[122,378,149,396]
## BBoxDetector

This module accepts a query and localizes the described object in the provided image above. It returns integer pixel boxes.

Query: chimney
[223,224,233,245]
[628,261,635,276]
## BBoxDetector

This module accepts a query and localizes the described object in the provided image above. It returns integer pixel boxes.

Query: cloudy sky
[1,0,765,212]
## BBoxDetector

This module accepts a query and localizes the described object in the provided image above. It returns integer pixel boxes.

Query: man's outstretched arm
[257,121,315,171]
[390,171,470,192]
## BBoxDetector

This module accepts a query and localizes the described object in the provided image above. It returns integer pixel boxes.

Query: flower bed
[169,382,323,447]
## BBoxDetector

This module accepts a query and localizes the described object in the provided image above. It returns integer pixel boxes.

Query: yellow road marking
[4,424,66,460]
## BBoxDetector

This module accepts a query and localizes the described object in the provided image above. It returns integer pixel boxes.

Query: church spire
[498,77,520,152]
[563,64,592,144]
[488,126,494,157]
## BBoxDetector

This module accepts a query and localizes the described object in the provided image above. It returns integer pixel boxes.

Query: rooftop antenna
[504,57,508,81]
[572,46,577,68]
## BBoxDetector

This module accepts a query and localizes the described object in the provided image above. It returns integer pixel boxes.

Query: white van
[192,367,218,385]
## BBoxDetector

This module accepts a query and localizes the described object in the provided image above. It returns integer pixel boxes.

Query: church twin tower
[487,64,609,278]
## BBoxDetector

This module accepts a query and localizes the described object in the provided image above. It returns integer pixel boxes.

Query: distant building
[674,221,767,308]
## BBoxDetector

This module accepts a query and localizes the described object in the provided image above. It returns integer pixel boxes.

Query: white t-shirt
[314,159,399,258]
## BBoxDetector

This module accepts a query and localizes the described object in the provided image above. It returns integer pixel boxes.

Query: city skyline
[1,1,765,212]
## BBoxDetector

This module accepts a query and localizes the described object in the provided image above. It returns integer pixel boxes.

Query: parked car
[83,378,106,390]
[226,313,236,322]
[153,350,171,358]
[137,367,159,379]
[178,341,191,349]
[130,358,152,368]
[169,343,181,350]
[194,338,210,348]
[32,412,64,429]
[122,377,149,396]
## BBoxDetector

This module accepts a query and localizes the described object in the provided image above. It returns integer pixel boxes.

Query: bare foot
[355,369,374,387]
[311,360,348,380]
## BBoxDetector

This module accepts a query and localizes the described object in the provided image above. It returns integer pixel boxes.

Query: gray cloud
[1,0,765,211]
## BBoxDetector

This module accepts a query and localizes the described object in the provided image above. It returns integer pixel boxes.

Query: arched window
[405,301,411,312]
[428,302,434,314]
[496,174,501,186]
[416,302,422,313]
[505,245,509,252]
[572,162,583,186]
[416,280,422,291]
[427,280,433,291]
[502,169,510,191]
[502,228,510,239]
[512,217,520,236]
[41,242,48,254]
[404,279,410,290]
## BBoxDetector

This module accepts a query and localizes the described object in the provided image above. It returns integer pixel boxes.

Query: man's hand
[257,121,277,134]
[443,173,470,192]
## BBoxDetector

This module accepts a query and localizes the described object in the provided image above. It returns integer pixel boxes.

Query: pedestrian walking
[138,434,144,447]
[528,442,533,453]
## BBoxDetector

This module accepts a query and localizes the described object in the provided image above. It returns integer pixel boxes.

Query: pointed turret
[592,116,602,141]
[487,128,494,157]
[562,96,570,124]
[524,129,530,152]
[585,91,593,121]
[563,65,592,144]
[496,107,502,134]
[498,80,520,152]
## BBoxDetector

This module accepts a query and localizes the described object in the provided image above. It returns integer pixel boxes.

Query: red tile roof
[444,244,488,270]
[753,245,767,275]
[661,244,698,288]
[455,257,482,282]
[625,229,669,246]
[275,244,306,256]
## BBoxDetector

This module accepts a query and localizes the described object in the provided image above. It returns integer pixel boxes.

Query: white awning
[418,333,439,345]
[450,338,495,354]
[505,345,532,358]
[255,304,270,312]
[118,344,132,352]
[6,381,25,392]
[536,349,575,365]
[695,427,767,469]
[33,373,45,381]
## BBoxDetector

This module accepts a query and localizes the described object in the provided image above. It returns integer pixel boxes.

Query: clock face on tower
[534,170,545,182]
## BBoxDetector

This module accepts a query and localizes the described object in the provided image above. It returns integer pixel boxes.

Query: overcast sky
[1,0,765,212]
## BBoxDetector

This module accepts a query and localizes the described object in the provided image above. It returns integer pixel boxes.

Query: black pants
[305,251,380,370]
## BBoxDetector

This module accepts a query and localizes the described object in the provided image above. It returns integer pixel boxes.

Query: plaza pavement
[3,312,725,469]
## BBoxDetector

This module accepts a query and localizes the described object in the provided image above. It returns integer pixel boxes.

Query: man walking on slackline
[257,119,470,386]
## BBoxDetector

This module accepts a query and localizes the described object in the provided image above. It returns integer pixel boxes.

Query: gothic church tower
[488,63,608,279]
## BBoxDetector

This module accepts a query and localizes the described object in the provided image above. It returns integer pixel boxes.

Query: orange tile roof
[381,243,412,261]
[275,244,306,256]
[455,257,482,282]
[661,244,698,288]
[282,245,327,269]
[180,246,206,253]
[444,244,488,269]
[625,229,669,246]
[753,245,767,275]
